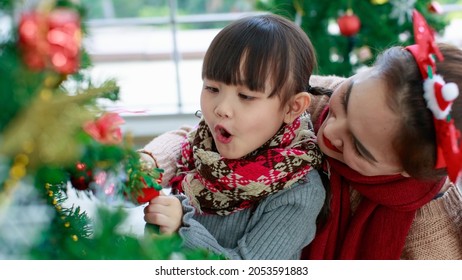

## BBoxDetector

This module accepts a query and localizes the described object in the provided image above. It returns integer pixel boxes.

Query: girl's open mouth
[215,125,232,144]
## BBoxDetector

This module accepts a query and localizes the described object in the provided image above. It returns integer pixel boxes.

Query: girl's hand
[143,193,183,234]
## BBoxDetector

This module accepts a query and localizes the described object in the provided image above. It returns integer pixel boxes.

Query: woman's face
[317,70,408,177]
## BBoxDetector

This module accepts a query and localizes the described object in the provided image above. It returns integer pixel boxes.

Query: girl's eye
[205,86,219,93]
[238,93,255,100]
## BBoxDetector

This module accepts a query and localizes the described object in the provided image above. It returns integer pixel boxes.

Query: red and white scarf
[170,115,323,216]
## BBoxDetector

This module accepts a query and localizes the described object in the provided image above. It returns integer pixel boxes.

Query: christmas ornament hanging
[18,8,81,74]
[69,162,93,191]
[337,9,361,37]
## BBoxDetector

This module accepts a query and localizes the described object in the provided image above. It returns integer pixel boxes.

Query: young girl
[142,14,326,260]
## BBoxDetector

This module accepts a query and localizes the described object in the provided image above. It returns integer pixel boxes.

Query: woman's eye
[238,93,255,100]
[205,86,219,93]
[353,143,363,158]
[340,94,347,108]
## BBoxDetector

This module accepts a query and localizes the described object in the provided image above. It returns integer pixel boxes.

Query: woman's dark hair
[373,43,462,180]
[202,14,316,108]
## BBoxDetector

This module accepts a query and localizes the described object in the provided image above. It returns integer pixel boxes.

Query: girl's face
[200,78,289,159]
[317,70,408,176]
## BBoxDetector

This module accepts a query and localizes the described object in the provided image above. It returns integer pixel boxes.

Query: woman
[303,42,462,259]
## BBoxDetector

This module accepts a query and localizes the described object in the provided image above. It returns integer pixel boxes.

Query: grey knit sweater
[176,171,325,260]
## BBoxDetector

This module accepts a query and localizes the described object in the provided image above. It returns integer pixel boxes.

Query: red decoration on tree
[83,112,125,145]
[337,9,361,37]
[69,162,93,190]
[18,8,81,74]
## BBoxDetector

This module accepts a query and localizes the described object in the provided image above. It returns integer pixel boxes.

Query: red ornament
[18,13,47,71]
[135,176,162,204]
[69,162,93,191]
[136,188,161,204]
[337,9,361,37]
[18,8,81,74]
[83,112,125,145]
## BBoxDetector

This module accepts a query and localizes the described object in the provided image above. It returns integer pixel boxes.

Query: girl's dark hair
[202,14,316,108]
[373,43,462,180]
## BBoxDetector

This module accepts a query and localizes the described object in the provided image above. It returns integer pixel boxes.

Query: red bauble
[18,8,81,74]
[337,10,361,37]
[69,162,93,191]
[136,188,160,204]
[134,176,161,204]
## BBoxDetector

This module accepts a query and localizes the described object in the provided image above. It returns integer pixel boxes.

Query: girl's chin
[215,147,242,160]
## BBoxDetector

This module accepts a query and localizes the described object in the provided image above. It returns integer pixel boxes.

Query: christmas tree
[257,0,449,76]
[0,0,220,260]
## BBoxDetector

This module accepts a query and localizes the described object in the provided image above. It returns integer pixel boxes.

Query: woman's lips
[322,134,341,153]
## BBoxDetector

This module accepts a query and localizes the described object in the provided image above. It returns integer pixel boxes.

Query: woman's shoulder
[416,182,462,218]
[402,183,462,259]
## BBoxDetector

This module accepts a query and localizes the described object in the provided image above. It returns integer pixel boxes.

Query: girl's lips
[322,134,341,153]
[214,125,232,144]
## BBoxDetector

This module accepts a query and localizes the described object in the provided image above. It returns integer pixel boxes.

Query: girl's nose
[214,98,232,118]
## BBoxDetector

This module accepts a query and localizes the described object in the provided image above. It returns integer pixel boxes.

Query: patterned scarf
[170,115,323,216]
[302,107,445,259]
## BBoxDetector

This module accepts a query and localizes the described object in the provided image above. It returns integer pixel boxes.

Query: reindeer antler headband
[405,10,461,183]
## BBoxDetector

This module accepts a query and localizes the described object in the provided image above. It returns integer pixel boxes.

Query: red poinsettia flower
[83,112,125,145]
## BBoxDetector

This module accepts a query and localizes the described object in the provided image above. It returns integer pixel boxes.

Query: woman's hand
[143,192,183,234]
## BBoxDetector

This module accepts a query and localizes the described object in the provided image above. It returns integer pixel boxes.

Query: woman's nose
[325,117,345,151]
[331,138,343,152]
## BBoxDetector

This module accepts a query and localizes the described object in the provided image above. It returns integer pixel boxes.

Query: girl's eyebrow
[343,81,378,164]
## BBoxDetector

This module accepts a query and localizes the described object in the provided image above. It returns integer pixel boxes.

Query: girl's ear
[283,92,311,124]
